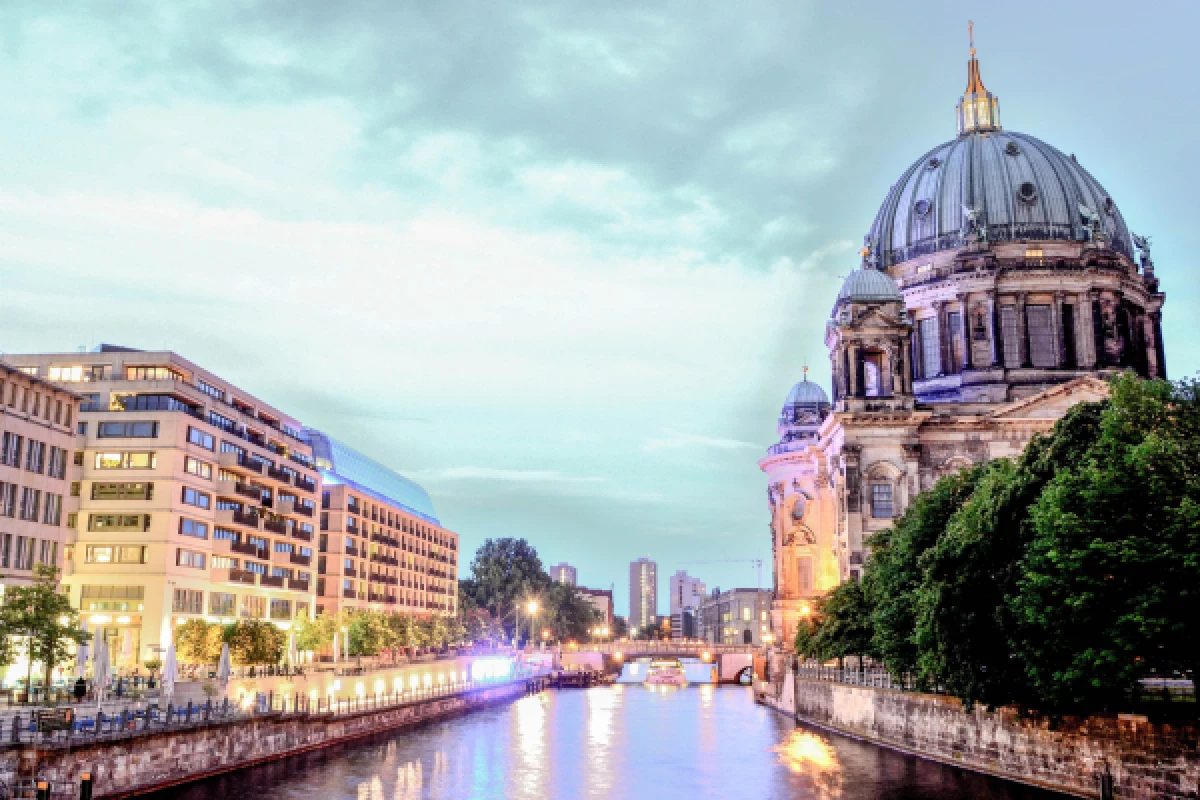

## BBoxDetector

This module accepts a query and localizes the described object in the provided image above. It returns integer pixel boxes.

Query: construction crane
[684,558,764,591]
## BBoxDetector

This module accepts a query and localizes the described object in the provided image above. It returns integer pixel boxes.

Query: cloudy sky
[2,1,1196,615]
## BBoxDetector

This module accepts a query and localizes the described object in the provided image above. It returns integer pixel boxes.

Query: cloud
[642,430,761,453]
[411,467,602,484]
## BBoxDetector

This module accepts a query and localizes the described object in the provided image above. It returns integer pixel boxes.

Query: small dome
[834,267,904,311]
[784,378,829,407]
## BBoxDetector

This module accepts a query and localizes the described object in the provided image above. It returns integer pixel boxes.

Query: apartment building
[549,563,577,586]
[576,586,612,629]
[306,430,457,618]
[0,363,79,591]
[6,346,321,670]
[696,588,773,646]
[628,557,657,635]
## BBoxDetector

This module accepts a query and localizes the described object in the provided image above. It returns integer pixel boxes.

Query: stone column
[846,345,859,397]
[901,444,921,512]
[1077,291,1096,368]
[988,290,1002,367]
[1052,291,1066,368]
[1016,292,1031,368]
[937,301,950,376]
[908,310,922,381]
[1152,311,1167,379]
[957,293,973,371]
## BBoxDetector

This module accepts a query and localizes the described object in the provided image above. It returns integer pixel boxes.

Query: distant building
[577,586,613,629]
[549,562,577,587]
[628,557,657,635]
[697,587,773,646]
[668,570,705,639]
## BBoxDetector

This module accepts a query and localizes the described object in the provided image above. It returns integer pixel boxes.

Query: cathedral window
[797,557,813,591]
[947,312,964,374]
[1026,305,1057,367]
[870,483,894,519]
[1000,306,1021,367]
[860,351,885,397]
[918,318,940,378]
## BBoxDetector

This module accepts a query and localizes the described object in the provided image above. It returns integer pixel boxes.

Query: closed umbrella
[92,638,110,708]
[332,632,339,664]
[74,620,89,679]
[216,643,232,690]
[287,631,299,667]
[161,644,178,703]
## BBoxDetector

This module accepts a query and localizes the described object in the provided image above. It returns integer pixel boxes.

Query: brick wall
[1,681,527,798]
[787,675,1200,799]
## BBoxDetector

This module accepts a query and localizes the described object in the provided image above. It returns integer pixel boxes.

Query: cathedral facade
[760,40,1167,645]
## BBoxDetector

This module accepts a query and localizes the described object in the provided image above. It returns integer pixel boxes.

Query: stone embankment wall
[3,681,528,798]
[770,675,1199,799]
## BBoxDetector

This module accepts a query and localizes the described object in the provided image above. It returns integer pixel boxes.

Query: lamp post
[526,600,538,650]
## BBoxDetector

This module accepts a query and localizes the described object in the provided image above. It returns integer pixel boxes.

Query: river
[147,684,1067,799]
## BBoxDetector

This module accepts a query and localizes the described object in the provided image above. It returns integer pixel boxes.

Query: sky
[2,1,1197,616]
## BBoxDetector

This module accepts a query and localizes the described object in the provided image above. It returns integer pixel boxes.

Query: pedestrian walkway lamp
[526,600,538,647]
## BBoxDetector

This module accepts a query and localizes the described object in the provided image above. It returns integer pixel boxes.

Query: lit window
[871,484,894,519]
[184,457,213,480]
[177,549,206,569]
[48,366,84,382]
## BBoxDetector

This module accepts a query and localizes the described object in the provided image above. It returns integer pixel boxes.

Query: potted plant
[143,659,162,689]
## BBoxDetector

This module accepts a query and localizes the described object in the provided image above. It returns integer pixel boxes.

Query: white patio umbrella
[74,619,89,679]
[287,630,299,667]
[92,638,110,708]
[332,632,339,664]
[216,643,232,690]
[161,644,178,703]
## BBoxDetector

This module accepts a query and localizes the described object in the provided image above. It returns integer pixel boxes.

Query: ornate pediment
[988,376,1110,420]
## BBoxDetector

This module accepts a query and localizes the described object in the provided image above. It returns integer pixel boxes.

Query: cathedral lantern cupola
[956,22,1000,135]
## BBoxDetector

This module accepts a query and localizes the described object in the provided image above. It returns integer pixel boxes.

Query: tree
[805,581,875,669]
[0,564,89,691]
[176,619,225,664]
[295,612,339,654]
[223,620,285,666]
[541,582,597,642]
[1011,375,1200,711]
[864,463,986,684]
[465,538,549,639]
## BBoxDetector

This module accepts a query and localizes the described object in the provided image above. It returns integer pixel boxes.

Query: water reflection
[148,687,1068,800]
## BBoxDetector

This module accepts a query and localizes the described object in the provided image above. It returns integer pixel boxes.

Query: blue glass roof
[303,428,440,525]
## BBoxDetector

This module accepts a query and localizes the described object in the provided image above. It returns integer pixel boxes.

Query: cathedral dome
[866,131,1135,267]
[834,267,904,310]
[784,377,829,407]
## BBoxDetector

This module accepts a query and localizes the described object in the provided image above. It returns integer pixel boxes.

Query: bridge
[559,641,761,683]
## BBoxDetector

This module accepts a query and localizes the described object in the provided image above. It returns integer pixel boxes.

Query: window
[173,589,204,614]
[85,545,147,563]
[125,365,184,382]
[213,527,237,541]
[1026,305,1057,368]
[269,599,292,620]
[88,514,150,532]
[209,592,236,616]
[14,536,33,569]
[24,440,45,474]
[220,441,244,456]
[1025,248,1044,258]
[182,487,211,510]
[94,451,157,469]
[273,541,294,554]
[18,488,41,521]
[80,584,144,612]
[176,549,206,569]
[0,533,9,568]
[999,306,1020,367]
[187,427,215,451]
[116,394,193,413]
[42,494,62,526]
[918,317,940,378]
[179,518,209,539]
[98,421,159,439]
[196,379,225,401]
[47,447,67,479]
[244,560,267,575]
[91,482,154,501]
[78,422,88,435]
[240,595,265,619]
[211,555,236,569]
[208,411,236,433]
[741,606,751,622]
[48,365,84,382]
[0,432,21,467]
[871,483,894,519]
[797,556,813,591]
[184,457,212,480]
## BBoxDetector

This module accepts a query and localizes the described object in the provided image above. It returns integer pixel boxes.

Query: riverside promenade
[0,656,544,799]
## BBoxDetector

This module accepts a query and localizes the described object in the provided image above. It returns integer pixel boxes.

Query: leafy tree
[0,564,89,690]
[223,620,285,666]
[465,538,549,639]
[807,581,876,669]
[864,464,986,683]
[541,581,598,642]
[176,619,225,664]
[294,612,339,653]
[1012,375,1200,711]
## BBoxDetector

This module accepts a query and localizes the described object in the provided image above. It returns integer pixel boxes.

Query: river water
[148,685,1066,800]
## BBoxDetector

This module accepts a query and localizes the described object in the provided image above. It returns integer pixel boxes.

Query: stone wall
[786,675,1200,799]
[2,681,528,798]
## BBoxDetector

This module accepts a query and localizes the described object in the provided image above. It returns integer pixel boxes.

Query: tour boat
[644,658,687,687]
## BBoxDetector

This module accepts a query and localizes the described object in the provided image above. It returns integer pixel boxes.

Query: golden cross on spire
[968,20,975,55]
[802,365,809,381]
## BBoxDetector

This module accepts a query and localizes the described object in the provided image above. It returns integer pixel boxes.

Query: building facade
[696,588,773,646]
[549,563,577,587]
[576,586,613,630]
[760,40,1167,645]
[0,363,80,593]
[668,570,705,639]
[627,557,657,635]
[307,430,457,618]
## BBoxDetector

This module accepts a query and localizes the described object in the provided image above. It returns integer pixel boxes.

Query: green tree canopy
[0,564,88,687]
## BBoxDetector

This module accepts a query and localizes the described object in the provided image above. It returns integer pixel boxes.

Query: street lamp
[526,600,538,648]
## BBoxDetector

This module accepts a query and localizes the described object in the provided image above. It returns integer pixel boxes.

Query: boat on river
[644,658,687,687]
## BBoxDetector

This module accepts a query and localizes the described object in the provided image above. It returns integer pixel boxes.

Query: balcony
[346,500,361,515]
[217,508,260,530]
[290,527,313,543]
[212,567,257,586]
[276,499,314,518]
[342,588,357,599]
[287,577,311,593]
[345,545,359,557]
[218,452,264,475]
[224,538,268,560]
[343,566,357,577]
[266,465,291,484]
[260,574,285,589]
[294,475,316,494]
[262,517,286,535]
[289,552,312,567]
[345,520,360,536]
